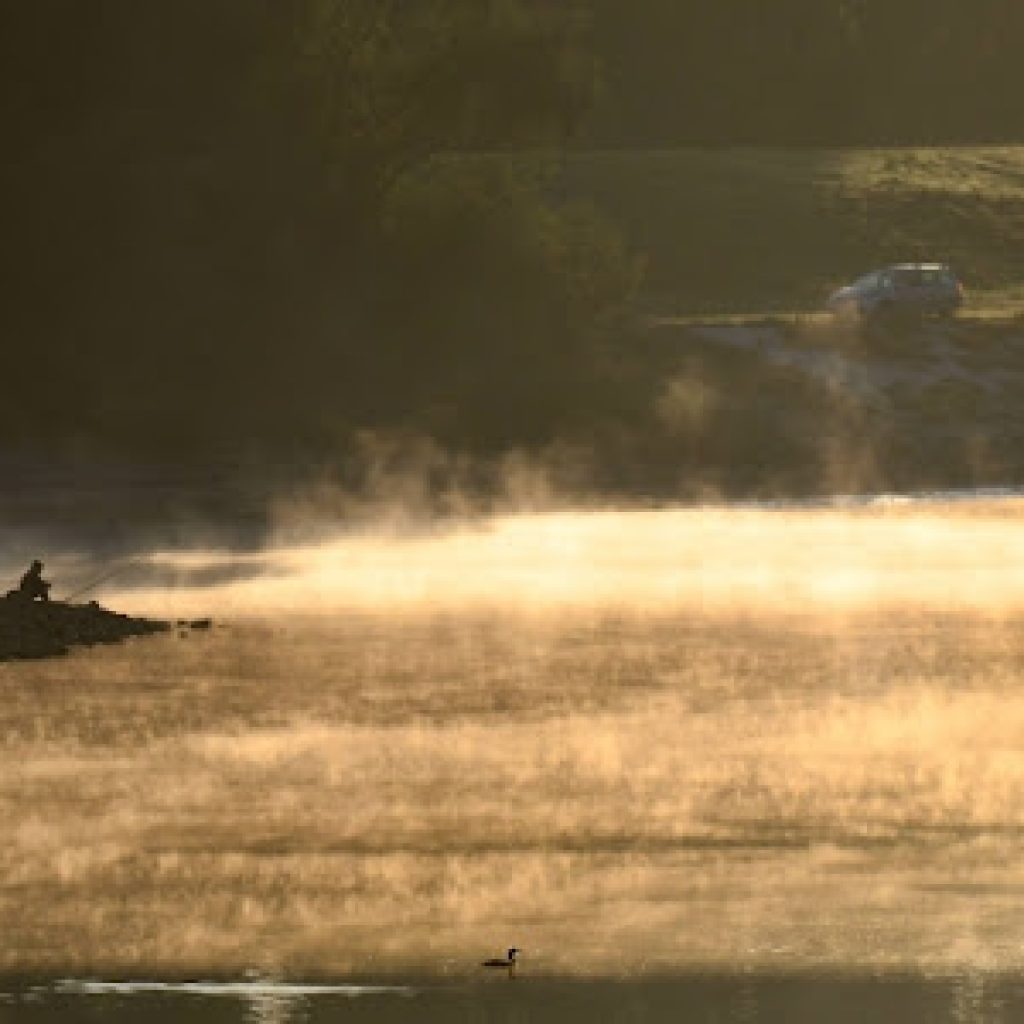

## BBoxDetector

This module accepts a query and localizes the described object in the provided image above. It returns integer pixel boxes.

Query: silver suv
[827,263,964,321]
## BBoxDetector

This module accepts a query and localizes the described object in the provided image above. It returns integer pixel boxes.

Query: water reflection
[730,982,759,1022]
[951,972,1006,1024]
[43,980,413,1024]
[12,974,1024,1023]
[244,990,300,1024]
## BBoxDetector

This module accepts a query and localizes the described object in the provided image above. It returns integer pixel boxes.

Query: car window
[893,268,922,286]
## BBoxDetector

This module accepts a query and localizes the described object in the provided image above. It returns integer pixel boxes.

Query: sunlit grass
[565,145,1024,316]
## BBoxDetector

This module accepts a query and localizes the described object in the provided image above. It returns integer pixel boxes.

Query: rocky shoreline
[0,598,173,661]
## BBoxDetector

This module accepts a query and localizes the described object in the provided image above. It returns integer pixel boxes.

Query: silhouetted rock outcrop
[0,598,170,660]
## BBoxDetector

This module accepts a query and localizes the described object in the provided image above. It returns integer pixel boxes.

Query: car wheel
[871,301,901,325]
[833,298,861,324]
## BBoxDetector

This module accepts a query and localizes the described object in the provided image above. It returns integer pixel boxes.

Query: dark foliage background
[592,0,1024,146]
[2,0,1022,503]
[0,0,635,464]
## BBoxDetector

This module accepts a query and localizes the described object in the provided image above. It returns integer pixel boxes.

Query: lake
[3,497,1024,1019]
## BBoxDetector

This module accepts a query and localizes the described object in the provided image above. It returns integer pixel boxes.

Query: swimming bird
[482,947,519,979]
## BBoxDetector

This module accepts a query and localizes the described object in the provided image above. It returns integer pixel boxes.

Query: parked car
[827,263,964,322]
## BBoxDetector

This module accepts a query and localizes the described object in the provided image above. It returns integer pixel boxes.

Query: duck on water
[482,948,519,979]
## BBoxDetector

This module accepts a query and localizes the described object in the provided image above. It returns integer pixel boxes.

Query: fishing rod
[65,558,214,630]
[64,560,135,603]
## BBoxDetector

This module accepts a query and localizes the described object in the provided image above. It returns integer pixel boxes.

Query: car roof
[889,262,951,271]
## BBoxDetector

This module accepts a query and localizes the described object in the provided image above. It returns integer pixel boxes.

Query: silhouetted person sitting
[17,560,51,602]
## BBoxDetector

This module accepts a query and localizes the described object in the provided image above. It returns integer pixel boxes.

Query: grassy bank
[563,146,1024,316]
[627,316,1024,498]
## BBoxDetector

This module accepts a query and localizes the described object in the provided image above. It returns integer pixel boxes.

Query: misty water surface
[4,498,1024,1020]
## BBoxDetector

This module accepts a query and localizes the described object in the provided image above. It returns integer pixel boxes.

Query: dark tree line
[2,1,1021,475]
[591,0,1024,145]
[0,1,634,462]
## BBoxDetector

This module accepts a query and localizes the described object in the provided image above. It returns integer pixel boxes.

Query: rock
[0,597,171,661]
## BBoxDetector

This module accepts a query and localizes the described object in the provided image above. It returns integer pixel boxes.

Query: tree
[588,0,1024,146]
[0,1,637,458]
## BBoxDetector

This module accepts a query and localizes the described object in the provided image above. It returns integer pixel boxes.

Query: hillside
[562,147,1024,317]
[629,315,1024,498]
[6,141,1024,508]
